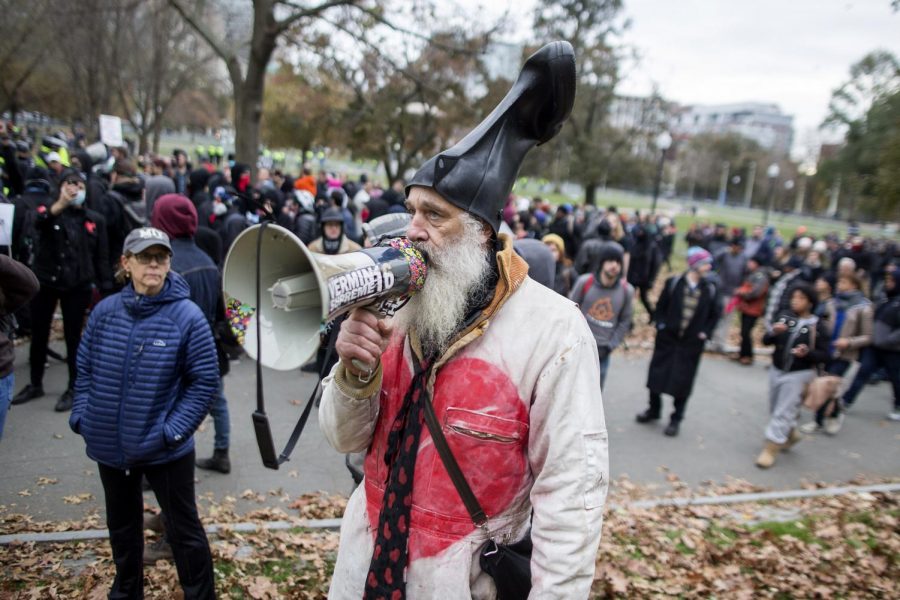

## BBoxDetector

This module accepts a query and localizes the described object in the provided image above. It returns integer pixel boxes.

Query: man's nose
[406,216,428,242]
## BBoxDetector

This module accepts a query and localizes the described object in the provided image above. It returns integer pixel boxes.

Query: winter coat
[626,226,660,288]
[736,268,769,318]
[319,236,607,599]
[307,235,361,255]
[31,203,112,292]
[69,272,218,469]
[144,175,175,218]
[872,292,900,352]
[714,250,747,297]
[646,274,720,398]
[827,290,873,362]
[0,255,39,377]
[763,311,830,372]
[99,180,145,264]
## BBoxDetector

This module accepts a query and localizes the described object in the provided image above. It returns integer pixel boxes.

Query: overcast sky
[463,0,900,159]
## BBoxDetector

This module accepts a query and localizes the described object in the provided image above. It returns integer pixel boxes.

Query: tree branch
[275,0,360,34]
[168,0,243,85]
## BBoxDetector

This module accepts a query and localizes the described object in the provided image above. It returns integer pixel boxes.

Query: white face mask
[213,202,228,216]
[72,189,86,206]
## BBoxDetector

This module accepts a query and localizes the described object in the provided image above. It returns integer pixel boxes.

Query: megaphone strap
[251,221,332,469]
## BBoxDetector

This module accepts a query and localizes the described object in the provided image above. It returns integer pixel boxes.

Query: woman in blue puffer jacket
[70,227,218,599]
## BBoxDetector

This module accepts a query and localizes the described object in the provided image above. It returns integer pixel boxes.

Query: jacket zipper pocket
[448,425,518,444]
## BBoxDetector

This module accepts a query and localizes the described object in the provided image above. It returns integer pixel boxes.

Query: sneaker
[798,421,821,434]
[54,389,74,412]
[143,538,173,565]
[824,413,844,435]
[11,384,44,405]
[888,409,900,422]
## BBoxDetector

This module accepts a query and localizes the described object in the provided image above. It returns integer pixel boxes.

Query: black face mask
[322,233,342,255]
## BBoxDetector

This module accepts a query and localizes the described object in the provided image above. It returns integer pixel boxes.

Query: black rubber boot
[196,448,231,474]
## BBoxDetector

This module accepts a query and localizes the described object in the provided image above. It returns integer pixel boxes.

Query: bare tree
[169,0,364,172]
[0,0,56,119]
[113,0,216,153]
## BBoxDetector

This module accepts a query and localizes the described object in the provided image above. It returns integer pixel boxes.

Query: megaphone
[222,223,427,370]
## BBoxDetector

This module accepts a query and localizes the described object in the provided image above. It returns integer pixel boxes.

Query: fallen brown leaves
[1,483,897,598]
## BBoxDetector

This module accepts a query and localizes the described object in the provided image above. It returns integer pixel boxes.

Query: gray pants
[711,296,733,351]
[765,368,815,444]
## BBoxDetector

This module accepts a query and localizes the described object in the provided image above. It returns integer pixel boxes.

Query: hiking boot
[143,538,173,565]
[635,409,660,424]
[663,421,680,437]
[824,413,844,435]
[738,356,753,366]
[143,513,165,534]
[782,428,804,450]
[11,384,44,406]
[196,448,231,474]
[755,441,781,469]
[54,389,73,412]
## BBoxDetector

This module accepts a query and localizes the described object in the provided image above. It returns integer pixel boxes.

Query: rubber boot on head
[196,448,231,474]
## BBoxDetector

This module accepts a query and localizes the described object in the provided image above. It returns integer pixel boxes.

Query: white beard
[394,213,492,356]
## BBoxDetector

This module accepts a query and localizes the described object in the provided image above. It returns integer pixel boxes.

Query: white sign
[0,203,14,247]
[99,114,124,147]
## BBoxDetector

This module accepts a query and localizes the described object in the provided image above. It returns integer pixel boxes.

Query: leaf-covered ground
[1,479,897,599]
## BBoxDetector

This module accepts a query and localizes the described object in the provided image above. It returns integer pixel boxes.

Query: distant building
[672,102,794,156]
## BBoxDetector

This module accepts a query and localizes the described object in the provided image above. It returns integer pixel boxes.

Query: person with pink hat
[637,246,721,436]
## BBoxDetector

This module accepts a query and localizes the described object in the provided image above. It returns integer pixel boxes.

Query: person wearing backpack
[569,242,634,389]
[97,159,146,281]
[638,246,720,436]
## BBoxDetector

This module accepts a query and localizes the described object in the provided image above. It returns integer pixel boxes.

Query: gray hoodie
[569,273,634,355]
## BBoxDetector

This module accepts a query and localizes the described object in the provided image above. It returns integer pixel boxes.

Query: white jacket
[319,240,609,599]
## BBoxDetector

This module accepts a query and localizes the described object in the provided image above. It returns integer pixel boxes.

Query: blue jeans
[843,347,900,409]
[0,373,13,440]
[210,378,230,450]
[599,354,610,391]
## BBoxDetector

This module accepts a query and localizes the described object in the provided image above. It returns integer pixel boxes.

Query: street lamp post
[651,131,672,214]
[763,162,780,225]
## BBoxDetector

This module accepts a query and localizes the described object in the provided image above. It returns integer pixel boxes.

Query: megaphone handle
[349,305,384,382]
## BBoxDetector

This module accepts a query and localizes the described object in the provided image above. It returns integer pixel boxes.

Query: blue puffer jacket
[70,272,219,469]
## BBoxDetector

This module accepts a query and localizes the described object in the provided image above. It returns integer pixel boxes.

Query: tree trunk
[584,182,597,206]
[383,158,396,185]
[152,120,162,154]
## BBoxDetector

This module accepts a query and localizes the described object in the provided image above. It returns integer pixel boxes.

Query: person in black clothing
[12,168,112,412]
[627,221,661,320]
[96,159,145,280]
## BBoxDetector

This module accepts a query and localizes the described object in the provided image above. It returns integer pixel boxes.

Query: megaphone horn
[222,223,427,371]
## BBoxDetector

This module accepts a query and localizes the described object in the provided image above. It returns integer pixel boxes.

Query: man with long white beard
[318,41,608,599]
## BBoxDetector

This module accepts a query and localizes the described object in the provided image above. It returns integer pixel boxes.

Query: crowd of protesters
[502,192,899,454]
[1,125,898,484]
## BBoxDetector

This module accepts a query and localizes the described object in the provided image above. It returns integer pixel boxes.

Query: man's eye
[427,211,440,220]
